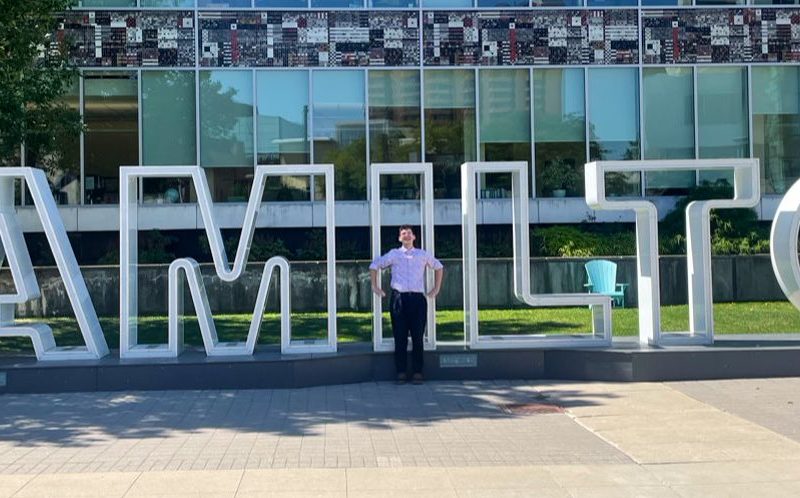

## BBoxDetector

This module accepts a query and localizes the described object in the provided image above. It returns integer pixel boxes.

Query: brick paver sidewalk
[0,381,628,475]
[2,379,800,497]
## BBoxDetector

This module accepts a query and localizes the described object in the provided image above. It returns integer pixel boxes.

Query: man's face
[398,228,416,245]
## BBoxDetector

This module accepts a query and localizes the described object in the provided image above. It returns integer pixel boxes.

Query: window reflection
[257,71,311,201]
[753,66,800,194]
[84,72,138,205]
[534,69,585,198]
[313,71,366,201]
[643,67,695,195]
[479,69,530,198]
[424,69,476,199]
[369,70,421,200]
[588,68,641,196]
[697,67,749,186]
[200,70,254,202]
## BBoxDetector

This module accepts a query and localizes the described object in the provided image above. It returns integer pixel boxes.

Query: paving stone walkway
[2,378,800,497]
[670,377,800,443]
[0,381,629,475]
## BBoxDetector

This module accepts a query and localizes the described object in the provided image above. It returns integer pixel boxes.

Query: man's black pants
[390,291,427,375]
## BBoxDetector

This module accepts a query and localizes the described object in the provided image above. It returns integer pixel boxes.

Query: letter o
[770,179,800,310]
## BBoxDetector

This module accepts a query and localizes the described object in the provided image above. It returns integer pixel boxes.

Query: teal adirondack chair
[584,260,629,308]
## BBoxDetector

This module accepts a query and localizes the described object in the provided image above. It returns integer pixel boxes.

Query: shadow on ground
[0,381,619,447]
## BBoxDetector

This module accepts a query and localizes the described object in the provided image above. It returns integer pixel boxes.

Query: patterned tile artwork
[198,11,420,67]
[643,9,800,64]
[56,8,800,68]
[422,10,639,66]
[57,10,196,67]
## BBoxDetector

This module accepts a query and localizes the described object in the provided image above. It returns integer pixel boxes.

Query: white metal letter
[0,168,109,360]
[369,162,437,351]
[585,159,759,345]
[462,162,612,349]
[770,177,800,311]
[120,165,337,358]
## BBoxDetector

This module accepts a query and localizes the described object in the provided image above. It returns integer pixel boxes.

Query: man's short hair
[398,224,415,234]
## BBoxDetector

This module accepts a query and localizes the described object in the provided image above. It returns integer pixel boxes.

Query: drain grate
[500,402,564,415]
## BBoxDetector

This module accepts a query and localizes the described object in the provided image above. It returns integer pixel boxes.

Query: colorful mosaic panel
[198,11,420,67]
[57,11,195,67]
[422,10,638,66]
[643,9,800,64]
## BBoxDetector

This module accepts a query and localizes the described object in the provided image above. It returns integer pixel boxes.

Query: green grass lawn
[1,301,798,354]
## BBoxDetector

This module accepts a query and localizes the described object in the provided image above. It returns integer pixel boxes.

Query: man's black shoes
[395,373,424,385]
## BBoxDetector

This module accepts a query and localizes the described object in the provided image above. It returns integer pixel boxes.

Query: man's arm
[370,269,385,297]
[427,268,444,299]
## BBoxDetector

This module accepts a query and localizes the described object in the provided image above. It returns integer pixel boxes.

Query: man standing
[370,225,444,385]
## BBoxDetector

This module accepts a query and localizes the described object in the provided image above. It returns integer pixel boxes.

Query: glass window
[370,0,418,6]
[695,0,744,5]
[534,68,585,198]
[369,70,422,200]
[753,66,800,194]
[140,0,195,6]
[586,0,636,5]
[478,0,527,6]
[311,0,363,6]
[698,67,749,186]
[641,0,690,5]
[143,71,196,166]
[255,0,307,5]
[257,71,310,201]
[84,72,138,205]
[425,70,476,199]
[313,71,366,201]
[531,0,582,5]
[25,78,81,205]
[199,70,253,202]
[78,0,136,6]
[479,69,530,198]
[588,68,641,196]
[141,71,196,205]
[752,0,800,4]
[197,0,251,6]
[422,0,472,7]
[643,67,695,195]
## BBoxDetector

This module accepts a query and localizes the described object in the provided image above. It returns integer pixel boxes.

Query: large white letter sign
[369,162,437,352]
[585,159,759,346]
[461,162,612,349]
[770,178,800,310]
[0,169,108,360]
[120,165,337,358]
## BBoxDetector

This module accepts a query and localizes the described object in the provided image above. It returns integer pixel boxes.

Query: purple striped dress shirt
[369,247,443,293]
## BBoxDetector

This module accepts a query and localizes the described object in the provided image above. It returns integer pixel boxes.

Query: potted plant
[540,159,581,198]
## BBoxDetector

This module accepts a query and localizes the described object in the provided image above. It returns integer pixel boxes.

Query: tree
[0,0,82,172]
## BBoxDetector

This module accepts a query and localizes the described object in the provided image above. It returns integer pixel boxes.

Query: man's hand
[427,268,444,299]
[370,269,385,297]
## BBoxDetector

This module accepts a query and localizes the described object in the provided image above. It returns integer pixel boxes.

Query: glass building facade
[22,2,800,212]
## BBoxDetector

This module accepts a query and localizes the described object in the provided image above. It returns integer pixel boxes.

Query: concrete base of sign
[2,337,800,393]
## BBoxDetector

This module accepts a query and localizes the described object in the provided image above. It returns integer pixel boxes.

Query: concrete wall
[6,255,786,318]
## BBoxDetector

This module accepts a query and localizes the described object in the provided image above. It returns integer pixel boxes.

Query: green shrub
[531,225,636,257]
